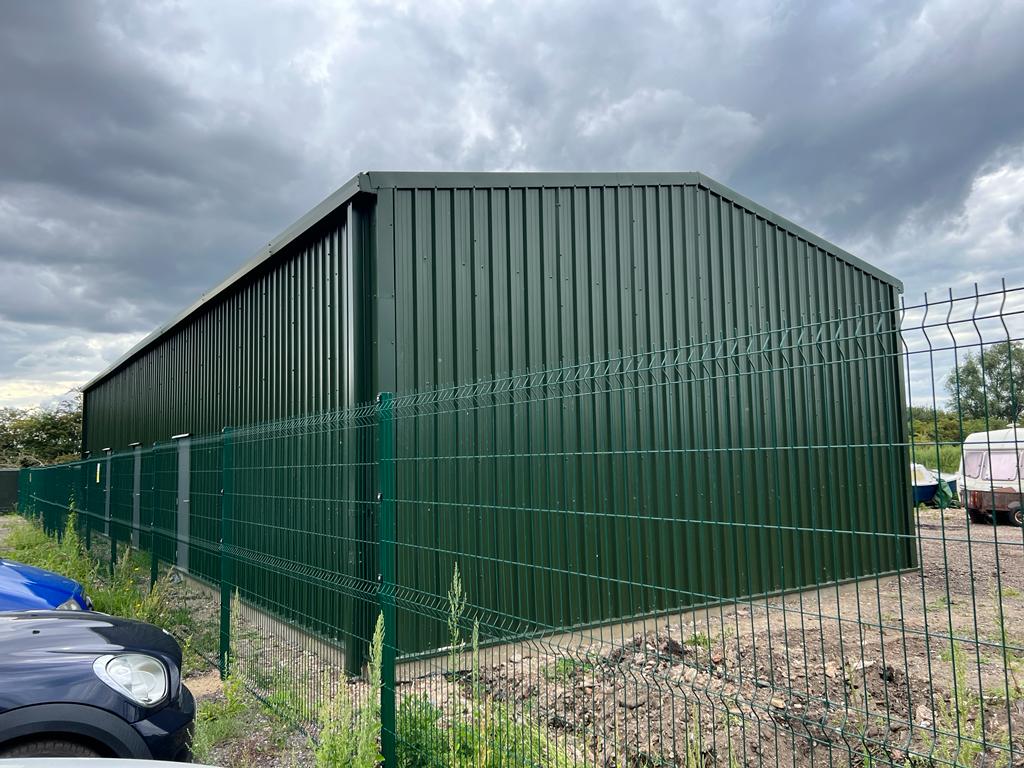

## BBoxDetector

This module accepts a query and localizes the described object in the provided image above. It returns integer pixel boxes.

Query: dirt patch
[451,509,1024,767]
[188,669,224,698]
[195,685,314,768]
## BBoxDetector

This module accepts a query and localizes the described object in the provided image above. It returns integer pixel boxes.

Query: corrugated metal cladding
[85,172,902,451]
[369,176,911,654]
[373,177,899,392]
[80,172,911,658]
[84,198,371,450]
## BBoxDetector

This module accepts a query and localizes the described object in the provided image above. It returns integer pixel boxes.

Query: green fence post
[85,459,93,551]
[219,428,234,679]
[377,392,397,768]
[150,444,159,590]
[16,469,27,518]
[105,450,114,575]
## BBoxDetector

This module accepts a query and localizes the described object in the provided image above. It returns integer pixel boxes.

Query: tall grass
[315,613,384,768]
[909,444,963,474]
[5,511,173,627]
[6,514,574,765]
[395,564,576,768]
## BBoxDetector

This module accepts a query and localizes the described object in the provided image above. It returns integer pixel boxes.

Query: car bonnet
[0,611,182,665]
[0,558,82,610]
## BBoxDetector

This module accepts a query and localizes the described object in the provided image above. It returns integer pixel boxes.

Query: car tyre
[999,504,1022,528]
[0,739,102,757]
[967,508,989,525]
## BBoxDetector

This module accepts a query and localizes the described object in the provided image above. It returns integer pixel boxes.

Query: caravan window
[983,452,1019,482]
[963,451,985,477]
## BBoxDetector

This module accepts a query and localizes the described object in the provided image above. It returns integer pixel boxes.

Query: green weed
[926,595,950,614]
[355,614,384,767]
[315,671,356,767]
[724,708,743,768]
[544,657,593,682]
[396,695,447,768]
[263,669,314,724]
[934,643,983,767]
[447,562,467,761]
[191,674,247,763]
[394,564,576,768]
[992,597,1023,702]
[313,613,383,768]
[685,632,711,649]
[683,704,703,768]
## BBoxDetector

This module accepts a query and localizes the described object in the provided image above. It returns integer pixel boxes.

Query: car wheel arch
[0,702,150,759]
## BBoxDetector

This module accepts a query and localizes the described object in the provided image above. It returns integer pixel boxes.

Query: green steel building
[82,172,903,451]
[76,171,912,659]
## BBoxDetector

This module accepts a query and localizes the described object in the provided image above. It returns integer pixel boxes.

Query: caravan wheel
[994,506,1021,527]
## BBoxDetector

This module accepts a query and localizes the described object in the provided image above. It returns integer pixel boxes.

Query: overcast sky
[1,0,1023,409]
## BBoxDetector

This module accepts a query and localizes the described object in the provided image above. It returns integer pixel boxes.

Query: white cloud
[857,148,1024,300]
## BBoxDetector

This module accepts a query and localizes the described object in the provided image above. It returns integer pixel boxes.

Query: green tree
[0,396,82,466]
[907,405,1007,444]
[946,342,1024,423]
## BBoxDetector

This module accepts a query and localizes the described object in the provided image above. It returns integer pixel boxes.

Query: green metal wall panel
[83,198,369,452]
[81,198,374,638]
[79,172,909,659]
[369,178,909,655]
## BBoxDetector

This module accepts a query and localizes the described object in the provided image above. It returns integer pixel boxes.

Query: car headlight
[56,597,82,610]
[93,654,169,706]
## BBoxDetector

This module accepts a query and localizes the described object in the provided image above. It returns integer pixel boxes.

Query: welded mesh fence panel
[109,451,133,567]
[151,441,180,569]
[20,459,89,541]
[11,284,1024,767]
[221,405,379,725]
[378,287,1021,768]
[896,286,1023,768]
[379,308,911,767]
[189,435,224,585]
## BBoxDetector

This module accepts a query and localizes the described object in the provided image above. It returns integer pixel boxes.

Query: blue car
[0,611,195,759]
[0,557,92,612]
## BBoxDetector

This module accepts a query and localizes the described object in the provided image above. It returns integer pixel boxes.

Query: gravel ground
[457,508,1024,767]
[188,669,313,768]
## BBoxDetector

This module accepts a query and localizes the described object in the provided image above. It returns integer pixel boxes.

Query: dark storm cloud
[0,3,299,219]
[731,3,1024,242]
[0,1,312,335]
[285,0,1024,258]
[1,0,1023,406]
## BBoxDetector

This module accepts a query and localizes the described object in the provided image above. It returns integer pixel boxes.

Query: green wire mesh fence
[15,284,1024,768]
